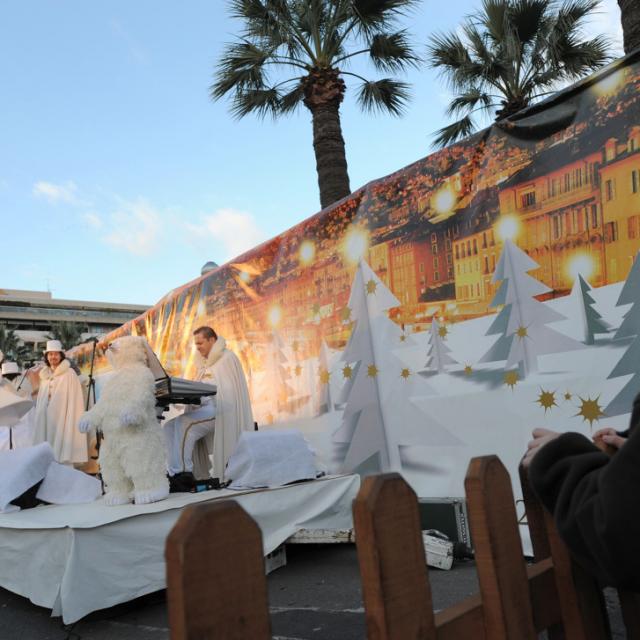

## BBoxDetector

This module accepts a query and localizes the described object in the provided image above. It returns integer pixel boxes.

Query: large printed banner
[76,52,640,498]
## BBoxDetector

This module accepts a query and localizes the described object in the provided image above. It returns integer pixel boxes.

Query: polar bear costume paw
[104,492,131,506]
[134,485,170,505]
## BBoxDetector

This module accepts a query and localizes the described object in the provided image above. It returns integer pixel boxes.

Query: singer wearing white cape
[164,328,254,481]
[34,341,87,464]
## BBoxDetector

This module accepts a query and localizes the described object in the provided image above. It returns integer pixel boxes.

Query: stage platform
[0,474,359,623]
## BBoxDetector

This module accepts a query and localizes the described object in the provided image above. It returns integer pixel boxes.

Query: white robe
[34,360,87,464]
[192,337,254,480]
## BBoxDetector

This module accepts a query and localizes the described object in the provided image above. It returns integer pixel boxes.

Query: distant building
[599,127,640,281]
[0,288,148,354]
[498,131,606,294]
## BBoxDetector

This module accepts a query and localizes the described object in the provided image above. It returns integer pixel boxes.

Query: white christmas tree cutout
[333,259,460,474]
[606,251,640,417]
[317,340,335,414]
[426,318,458,373]
[569,273,610,345]
[480,239,581,377]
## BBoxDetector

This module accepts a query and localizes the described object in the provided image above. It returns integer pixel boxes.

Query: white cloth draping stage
[0,474,359,623]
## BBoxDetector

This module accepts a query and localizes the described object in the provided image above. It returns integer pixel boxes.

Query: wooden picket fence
[165,455,640,639]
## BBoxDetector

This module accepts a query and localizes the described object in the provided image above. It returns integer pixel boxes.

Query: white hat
[1,362,19,376]
[44,340,64,354]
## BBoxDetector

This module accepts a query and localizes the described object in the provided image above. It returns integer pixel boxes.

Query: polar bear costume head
[106,336,149,370]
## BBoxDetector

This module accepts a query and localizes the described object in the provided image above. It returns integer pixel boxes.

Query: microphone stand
[85,338,104,493]
[85,337,98,411]
[15,363,31,393]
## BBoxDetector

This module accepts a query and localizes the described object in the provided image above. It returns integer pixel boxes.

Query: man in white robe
[163,326,254,482]
[34,341,87,465]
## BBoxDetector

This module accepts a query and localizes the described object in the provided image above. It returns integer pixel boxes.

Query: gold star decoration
[340,306,352,322]
[367,364,379,378]
[400,368,411,379]
[342,365,353,379]
[464,365,473,376]
[319,368,331,385]
[366,279,377,295]
[292,340,299,352]
[438,325,449,338]
[294,365,302,377]
[536,389,557,413]
[516,325,529,339]
[564,391,572,401]
[504,370,519,389]
[575,396,605,427]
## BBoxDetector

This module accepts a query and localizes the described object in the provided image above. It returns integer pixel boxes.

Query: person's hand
[78,415,93,434]
[522,428,562,468]
[593,427,626,451]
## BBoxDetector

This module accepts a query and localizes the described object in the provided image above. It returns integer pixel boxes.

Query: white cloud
[82,212,103,229]
[197,209,267,261]
[104,199,162,256]
[33,180,80,204]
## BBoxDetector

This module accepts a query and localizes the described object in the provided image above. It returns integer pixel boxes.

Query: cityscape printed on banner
[76,57,640,483]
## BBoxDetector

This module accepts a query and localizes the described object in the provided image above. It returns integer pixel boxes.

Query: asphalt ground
[0,543,626,640]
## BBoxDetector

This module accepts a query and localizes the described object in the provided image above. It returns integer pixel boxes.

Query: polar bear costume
[79,336,169,506]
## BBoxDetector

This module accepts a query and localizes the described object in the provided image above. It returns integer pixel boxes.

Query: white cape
[193,343,254,480]
[34,361,87,464]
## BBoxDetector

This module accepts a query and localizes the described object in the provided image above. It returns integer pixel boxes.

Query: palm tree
[46,322,87,350]
[211,0,419,209]
[428,0,612,148]
[618,0,640,53]
[0,324,30,366]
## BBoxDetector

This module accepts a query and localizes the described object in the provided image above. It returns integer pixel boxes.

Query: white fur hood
[195,335,227,370]
[40,358,71,381]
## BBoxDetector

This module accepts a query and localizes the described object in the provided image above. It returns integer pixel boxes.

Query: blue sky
[0,1,624,306]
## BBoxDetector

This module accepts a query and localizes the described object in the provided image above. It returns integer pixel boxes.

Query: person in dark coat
[522,404,639,590]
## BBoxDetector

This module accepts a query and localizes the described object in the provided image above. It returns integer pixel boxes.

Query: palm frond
[510,0,550,45]
[432,115,477,148]
[479,0,510,44]
[279,82,305,113]
[369,30,420,72]
[446,89,494,117]
[427,32,471,71]
[556,0,601,29]
[210,40,270,99]
[230,87,281,119]
[357,78,410,115]
[559,35,613,76]
[351,0,420,37]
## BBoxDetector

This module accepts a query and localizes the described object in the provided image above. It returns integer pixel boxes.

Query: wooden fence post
[520,463,610,640]
[353,473,437,640]
[465,456,537,640]
[165,500,271,640]
[518,464,565,640]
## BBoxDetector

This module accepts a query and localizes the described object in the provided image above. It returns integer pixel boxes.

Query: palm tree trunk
[619,0,640,54]
[302,68,351,209]
[309,102,351,209]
